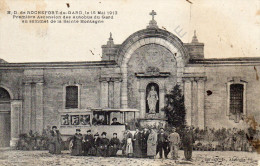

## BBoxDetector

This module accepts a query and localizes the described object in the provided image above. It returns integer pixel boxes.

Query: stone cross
[150,10,156,20]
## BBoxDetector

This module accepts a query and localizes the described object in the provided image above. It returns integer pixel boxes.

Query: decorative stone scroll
[135,67,170,78]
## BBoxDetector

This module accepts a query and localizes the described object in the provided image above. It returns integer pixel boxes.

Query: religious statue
[147,86,159,114]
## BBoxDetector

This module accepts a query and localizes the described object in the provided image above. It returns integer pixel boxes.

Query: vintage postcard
[0,0,259,165]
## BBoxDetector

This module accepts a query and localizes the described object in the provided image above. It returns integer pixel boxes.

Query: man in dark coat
[142,127,150,157]
[98,132,110,157]
[83,130,94,156]
[182,126,195,161]
[133,128,142,158]
[140,129,146,157]
[48,126,62,154]
[156,128,168,159]
[109,133,121,156]
[91,133,100,156]
[71,129,83,156]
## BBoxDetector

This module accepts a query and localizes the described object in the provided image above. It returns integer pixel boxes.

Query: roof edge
[0,60,118,69]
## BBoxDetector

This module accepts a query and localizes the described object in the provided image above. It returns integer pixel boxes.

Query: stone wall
[185,63,260,129]
[42,68,102,129]
[1,59,260,142]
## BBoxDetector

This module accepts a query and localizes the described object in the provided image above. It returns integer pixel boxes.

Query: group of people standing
[123,127,179,159]
[48,125,195,161]
[123,126,195,160]
[69,129,120,157]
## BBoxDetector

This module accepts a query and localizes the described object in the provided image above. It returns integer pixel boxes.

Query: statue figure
[147,86,159,114]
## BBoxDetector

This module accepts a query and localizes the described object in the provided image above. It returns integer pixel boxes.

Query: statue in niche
[147,85,159,114]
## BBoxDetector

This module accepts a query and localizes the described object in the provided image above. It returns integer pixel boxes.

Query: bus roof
[91,108,139,112]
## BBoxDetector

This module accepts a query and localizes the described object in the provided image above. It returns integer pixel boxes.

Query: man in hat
[48,126,62,154]
[109,133,121,157]
[168,127,180,160]
[182,126,195,161]
[156,128,169,159]
[133,128,142,158]
[98,132,110,157]
[111,117,121,125]
[83,130,94,156]
[142,127,150,157]
[92,133,100,156]
[71,129,83,156]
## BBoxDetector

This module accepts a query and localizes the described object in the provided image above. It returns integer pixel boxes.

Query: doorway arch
[0,87,11,147]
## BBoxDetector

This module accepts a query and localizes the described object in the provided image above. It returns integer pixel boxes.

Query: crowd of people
[16,125,258,161]
[48,125,195,161]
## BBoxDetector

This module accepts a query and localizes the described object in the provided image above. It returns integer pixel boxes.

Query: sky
[0,0,259,63]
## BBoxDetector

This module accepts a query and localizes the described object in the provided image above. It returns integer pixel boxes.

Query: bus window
[92,112,109,125]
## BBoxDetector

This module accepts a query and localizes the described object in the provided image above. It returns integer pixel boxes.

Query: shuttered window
[230,84,243,114]
[65,86,78,109]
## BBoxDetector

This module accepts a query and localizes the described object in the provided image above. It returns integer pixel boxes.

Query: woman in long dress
[125,130,133,157]
[48,126,62,154]
[147,129,157,158]
[71,129,83,156]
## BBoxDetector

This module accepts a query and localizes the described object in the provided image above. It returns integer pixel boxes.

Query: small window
[229,84,243,122]
[65,86,78,109]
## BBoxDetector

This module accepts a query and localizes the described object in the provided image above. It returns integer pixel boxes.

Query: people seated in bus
[98,116,106,125]
[83,130,94,156]
[80,115,90,125]
[111,117,122,125]
[91,133,100,156]
[109,133,121,157]
[92,114,106,125]
[71,129,83,156]
[98,132,110,157]
[92,114,99,125]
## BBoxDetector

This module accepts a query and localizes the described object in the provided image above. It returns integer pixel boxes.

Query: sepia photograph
[0,0,259,165]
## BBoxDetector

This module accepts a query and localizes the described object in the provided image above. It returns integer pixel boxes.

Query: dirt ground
[0,149,259,166]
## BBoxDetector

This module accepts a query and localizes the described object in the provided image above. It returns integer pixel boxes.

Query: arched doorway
[0,87,11,147]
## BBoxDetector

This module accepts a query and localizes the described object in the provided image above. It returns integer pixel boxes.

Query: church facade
[0,12,260,147]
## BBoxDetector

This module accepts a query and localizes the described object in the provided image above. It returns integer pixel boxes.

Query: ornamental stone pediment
[135,66,170,78]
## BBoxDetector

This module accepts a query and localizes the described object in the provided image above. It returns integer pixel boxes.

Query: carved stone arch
[121,38,185,68]
[117,28,189,65]
[119,30,188,108]
[141,79,164,91]
[0,84,14,100]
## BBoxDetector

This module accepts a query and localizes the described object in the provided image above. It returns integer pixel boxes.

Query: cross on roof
[150,10,156,20]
